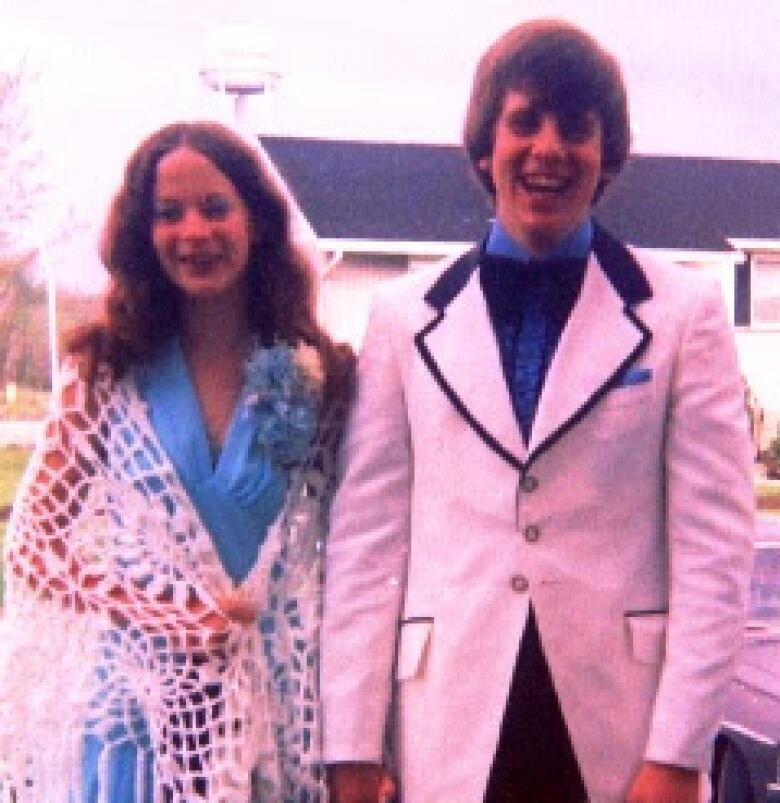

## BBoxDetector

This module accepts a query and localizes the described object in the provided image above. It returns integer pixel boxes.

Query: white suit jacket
[321,226,755,802]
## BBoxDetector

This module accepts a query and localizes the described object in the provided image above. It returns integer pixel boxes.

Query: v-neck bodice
[134,338,288,583]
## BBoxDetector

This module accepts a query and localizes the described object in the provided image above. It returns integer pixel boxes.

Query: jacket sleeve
[644,279,755,770]
[320,288,413,763]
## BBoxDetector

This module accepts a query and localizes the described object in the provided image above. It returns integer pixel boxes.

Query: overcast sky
[2,0,779,288]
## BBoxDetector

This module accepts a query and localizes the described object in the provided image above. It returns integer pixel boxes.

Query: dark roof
[596,156,780,250]
[262,136,491,243]
[261,136,780,251]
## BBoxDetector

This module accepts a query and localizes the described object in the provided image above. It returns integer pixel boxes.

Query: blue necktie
[513,277,547,443]
[480,253,586,444]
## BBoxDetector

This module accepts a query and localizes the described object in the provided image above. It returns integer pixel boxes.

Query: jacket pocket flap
[626,613,667,665]
[396,619,433,681]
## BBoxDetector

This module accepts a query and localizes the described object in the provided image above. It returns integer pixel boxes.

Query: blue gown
[80,338,288,802]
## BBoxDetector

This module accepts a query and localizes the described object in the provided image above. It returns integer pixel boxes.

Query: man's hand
[327,762,396,803]
[626,761,700,803]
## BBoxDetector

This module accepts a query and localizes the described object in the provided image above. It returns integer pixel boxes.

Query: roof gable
[261,136,780,251]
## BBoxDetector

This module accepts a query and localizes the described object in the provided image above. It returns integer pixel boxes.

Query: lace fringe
[0,366,329,802]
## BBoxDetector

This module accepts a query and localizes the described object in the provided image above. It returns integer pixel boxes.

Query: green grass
[0,446,32,507]
[0,446,33,604]
[0,386,50,420]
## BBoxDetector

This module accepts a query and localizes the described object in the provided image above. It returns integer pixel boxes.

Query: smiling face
[479,89,604,256]
[152,146,253,303]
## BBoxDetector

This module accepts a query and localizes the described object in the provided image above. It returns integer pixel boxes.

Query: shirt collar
[486,218,593,263]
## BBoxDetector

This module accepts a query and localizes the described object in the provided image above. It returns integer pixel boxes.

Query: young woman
[0,121,353,802]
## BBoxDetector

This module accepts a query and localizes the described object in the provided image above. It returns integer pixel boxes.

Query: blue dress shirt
[481,219,592,443]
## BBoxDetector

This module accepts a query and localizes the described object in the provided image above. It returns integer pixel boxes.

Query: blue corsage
[244,341,324,468]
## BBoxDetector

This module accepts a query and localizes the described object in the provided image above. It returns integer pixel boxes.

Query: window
[751,257,780,327]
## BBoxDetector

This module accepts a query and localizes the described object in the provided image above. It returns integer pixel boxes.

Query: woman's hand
[106,583,232,637]
[215,586,260,626]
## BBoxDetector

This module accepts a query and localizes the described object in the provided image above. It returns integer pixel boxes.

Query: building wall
[319,256,409,348]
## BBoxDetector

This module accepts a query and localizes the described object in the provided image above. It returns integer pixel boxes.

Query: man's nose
[531,116,566,155]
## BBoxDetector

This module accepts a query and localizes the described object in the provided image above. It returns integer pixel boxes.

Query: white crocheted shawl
[0,364,335,802]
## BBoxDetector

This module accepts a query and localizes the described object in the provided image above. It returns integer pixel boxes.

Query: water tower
[199,24,282,130]
[199,25,324,275]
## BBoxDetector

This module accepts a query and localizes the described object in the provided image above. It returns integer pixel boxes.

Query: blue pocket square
[618,367,652,387]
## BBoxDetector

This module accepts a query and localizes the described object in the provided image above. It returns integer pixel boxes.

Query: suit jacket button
[510,574,529,593]
[521,475,538,493]
[524,524,541,542]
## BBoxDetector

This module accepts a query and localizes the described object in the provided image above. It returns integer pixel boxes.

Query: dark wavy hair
[68,120,353,409]
[463,19,630,201]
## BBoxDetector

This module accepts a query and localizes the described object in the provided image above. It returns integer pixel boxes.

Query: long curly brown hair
[68,120,354,412]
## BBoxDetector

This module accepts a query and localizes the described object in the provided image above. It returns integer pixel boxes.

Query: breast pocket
[592,384,656,440]
[396,618,433,681]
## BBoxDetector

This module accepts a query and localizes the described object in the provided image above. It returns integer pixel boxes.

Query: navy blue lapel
[415,245,526,471]
[591,223,652,305]
[423,244,482,312]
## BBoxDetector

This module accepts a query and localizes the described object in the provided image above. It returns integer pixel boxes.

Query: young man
[321,19,754,802]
